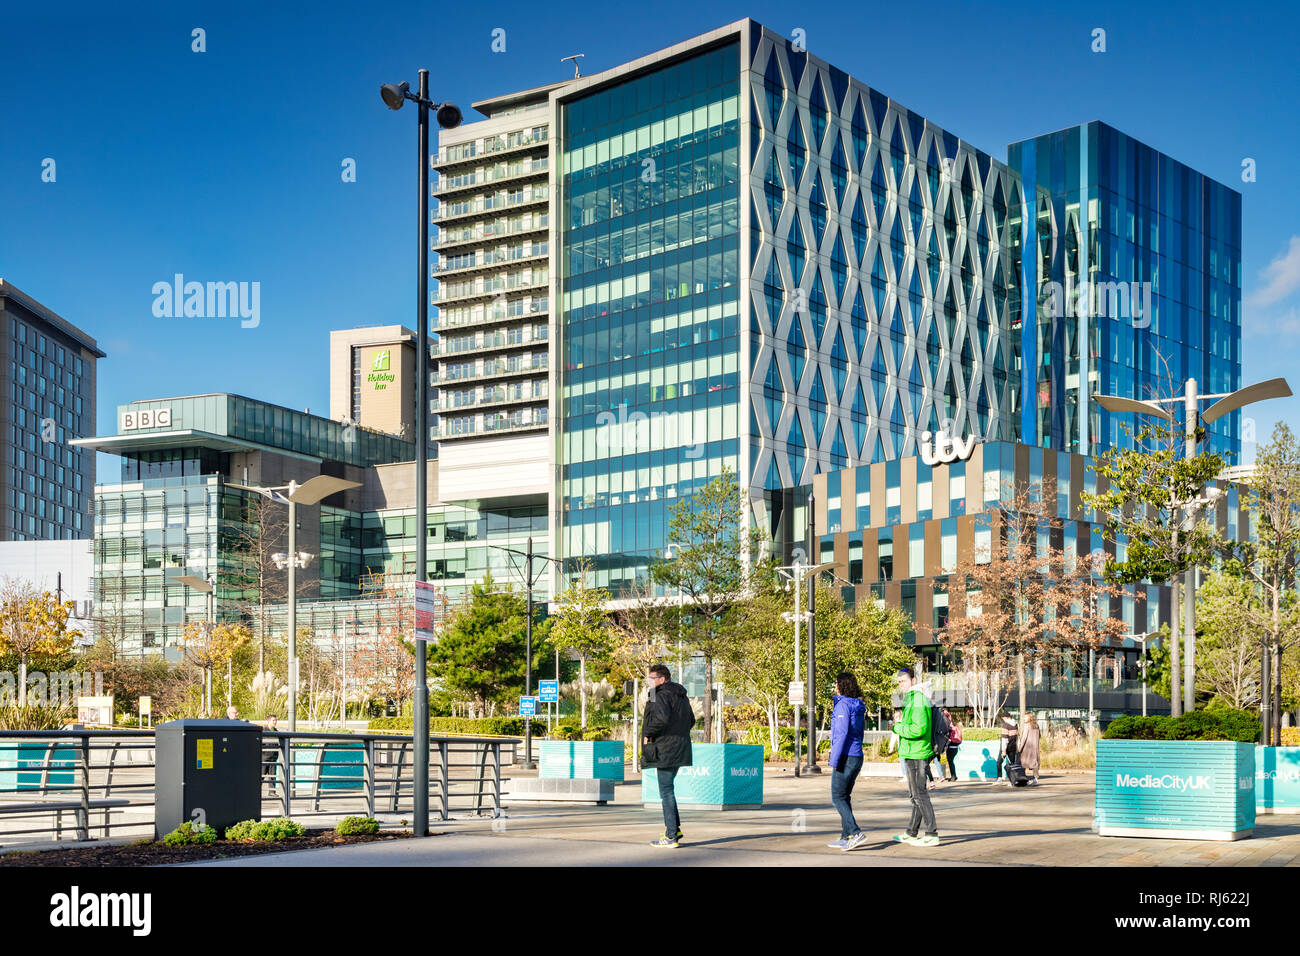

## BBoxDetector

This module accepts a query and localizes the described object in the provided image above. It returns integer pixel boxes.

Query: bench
[0,799,132,842]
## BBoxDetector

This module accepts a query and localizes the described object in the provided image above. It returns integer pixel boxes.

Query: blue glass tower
[1008,122,1242,460]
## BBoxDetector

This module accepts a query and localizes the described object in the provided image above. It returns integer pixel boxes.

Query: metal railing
[0,729,517,847]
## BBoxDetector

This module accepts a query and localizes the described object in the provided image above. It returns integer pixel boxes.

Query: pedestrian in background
[891,667,939,847]
[997,714,1019,782]
[826,672,867,851]
[943,709,962,781]
[641,664,695,848]
[1018,712,1042,786]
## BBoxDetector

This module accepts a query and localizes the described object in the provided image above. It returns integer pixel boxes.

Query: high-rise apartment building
[432,84,563,444]
[0,279,103,541]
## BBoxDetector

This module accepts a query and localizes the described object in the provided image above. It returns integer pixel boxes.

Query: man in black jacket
[641,664,694,848]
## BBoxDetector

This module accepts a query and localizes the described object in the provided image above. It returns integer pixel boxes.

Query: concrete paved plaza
[191,770,1300,867]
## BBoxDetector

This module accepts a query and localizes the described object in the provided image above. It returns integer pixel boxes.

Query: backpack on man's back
[929,704,951,758]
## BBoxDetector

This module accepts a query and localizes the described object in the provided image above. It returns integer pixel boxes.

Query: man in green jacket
[892,667,939,846]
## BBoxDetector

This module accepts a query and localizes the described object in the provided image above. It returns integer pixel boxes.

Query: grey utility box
[155,719,262,838]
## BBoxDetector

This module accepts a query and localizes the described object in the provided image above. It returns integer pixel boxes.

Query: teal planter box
[1096,740,1255,841]
[539,741,624,781]
[642,743,763,808]
[0,743,76,792]
[1256,746,1300,814]
[291,743,364,795]
[951,741,1002,780]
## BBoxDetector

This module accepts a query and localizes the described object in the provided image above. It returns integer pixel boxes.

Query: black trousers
[998,740,1018,777]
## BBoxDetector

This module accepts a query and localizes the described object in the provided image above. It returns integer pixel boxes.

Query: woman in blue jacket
[827,672,867,851]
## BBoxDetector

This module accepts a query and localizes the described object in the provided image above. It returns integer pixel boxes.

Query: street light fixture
[1095,377,1291,715]
[229,476,360,733]
[380,68,461,837]
[176,574,216,714]
[491,538,562,770]
[777,559,833,777]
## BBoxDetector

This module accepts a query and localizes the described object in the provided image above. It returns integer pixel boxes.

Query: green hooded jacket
[894,685,933,760]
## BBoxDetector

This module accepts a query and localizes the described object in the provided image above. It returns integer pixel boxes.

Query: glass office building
[0,280,103,541]
[556,22,1025,591]
[1009,123,1241,460]
[559,41,743,590]
[81,391,547,654]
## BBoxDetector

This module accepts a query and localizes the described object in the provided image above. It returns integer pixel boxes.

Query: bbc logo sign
[120,408,173,431]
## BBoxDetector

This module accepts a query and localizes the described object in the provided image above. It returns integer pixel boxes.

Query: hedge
[366,716,544,737]
[1283,727,1300,747]
[1103,708,1260,743]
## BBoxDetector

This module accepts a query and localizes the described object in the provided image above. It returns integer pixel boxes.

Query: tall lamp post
[777,558,833,778]
[230,475,361,732]
[1096,376,1290,715]
[491,539,562,770]
[176,574,215,714]
[381,70,461,835]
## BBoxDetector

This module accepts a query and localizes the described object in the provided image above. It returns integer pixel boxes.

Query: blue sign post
[520,696,537,716]
[538,680,559,703]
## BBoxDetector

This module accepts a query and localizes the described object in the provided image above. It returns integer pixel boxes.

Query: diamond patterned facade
[745,25,1025,504]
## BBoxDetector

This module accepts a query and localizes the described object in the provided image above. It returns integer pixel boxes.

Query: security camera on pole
[380,69,462,835]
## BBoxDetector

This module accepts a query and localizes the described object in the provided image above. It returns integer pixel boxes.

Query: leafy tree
[0,579,80,706]
[1195,571,1262,710]
[811,584,914,723]
[179,620,251,715]
[606,575,673,685]
[651,466,773,742]
[1233,423,1300,742]
[548,560,612,727]
[1083,417,1228,715]
[427,573,546,716]
[719,588,791,751]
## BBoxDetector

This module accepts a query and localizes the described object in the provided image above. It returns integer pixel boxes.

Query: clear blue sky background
[2,0,1297,471]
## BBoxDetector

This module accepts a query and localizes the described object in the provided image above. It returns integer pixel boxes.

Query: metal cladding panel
[1095,740,1255,836]
[1257,746,1300,813]
[539,741,626,781]
[641,743,764,805]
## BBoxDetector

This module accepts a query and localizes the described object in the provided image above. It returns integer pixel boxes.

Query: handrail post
[365,737,376,818]
[438,740,449,822]
[280,734,292,819]
[78,733,91,842]
[492,741,502,819]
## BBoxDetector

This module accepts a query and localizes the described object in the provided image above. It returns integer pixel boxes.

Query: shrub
[959,727,1002,741]
[367,716,544,737]
[162,821,218,846]
[1104,708,1260,743]
[336,816,380,836]
[0,703,76,731]
[1282,727,1300,747]
[224,817,306,842]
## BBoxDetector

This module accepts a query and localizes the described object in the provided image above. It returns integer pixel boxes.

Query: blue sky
[2,0,1298,468]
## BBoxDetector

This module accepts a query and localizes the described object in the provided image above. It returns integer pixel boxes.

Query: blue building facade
[547,21,1242,595]
[1008,123,1241,460]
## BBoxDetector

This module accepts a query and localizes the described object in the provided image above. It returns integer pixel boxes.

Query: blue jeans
[658,767,680,835]
[830,755,863,838]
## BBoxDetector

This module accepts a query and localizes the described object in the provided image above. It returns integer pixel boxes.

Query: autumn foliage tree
[0,579,80,706]
[940,485,1125,725]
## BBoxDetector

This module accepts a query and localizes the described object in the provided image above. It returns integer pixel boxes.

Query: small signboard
[77,695,114,726]
[414,581,439,641]
[520,696,537,716]
[139,696,152,715]
[787,681,805,706]
[538,680,559,703]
